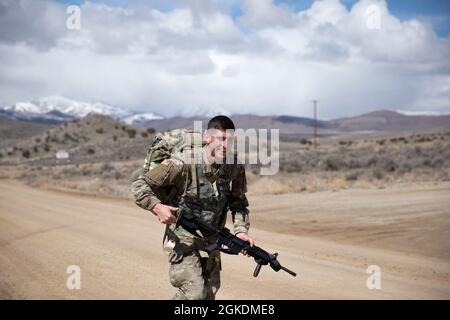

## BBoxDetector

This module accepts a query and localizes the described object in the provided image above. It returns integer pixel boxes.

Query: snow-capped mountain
[3,96,129,118]
[122,112,164,125]
[0,96,164,125]
[0,96,236,126]
[396,110,450,116]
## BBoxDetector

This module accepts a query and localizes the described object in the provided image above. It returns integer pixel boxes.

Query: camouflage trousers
[169,250,221,300]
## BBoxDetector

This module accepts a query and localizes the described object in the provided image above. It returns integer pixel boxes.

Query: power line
[312,99,318,149]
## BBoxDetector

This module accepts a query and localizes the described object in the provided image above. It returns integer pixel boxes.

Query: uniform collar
[202,162,222,180]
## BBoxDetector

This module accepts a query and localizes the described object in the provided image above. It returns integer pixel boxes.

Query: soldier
[131,115,254,300]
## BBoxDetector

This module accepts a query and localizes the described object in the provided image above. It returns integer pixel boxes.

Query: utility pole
[312,99,318,149]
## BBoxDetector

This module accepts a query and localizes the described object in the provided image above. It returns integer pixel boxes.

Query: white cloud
[238,0,295,29]
[0,0,449,118]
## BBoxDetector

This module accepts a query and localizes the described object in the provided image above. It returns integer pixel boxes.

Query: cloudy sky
[0,0,449,118]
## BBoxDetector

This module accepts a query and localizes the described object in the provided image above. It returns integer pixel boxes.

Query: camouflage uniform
[131,139,250,300]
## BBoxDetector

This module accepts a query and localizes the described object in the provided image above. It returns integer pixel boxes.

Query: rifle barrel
[280,266,297,277]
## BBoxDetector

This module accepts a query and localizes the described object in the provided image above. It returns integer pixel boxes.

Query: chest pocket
[197,165,231,203]
[198,178,219,199]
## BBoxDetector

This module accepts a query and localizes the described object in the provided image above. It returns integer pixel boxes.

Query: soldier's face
[204,129,233,164]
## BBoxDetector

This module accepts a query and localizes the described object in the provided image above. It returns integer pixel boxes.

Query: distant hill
[0,118,54,148]
[330,110,450,132]
[137,114,338,137]
[136,110,450,138]
[0,113,154,164]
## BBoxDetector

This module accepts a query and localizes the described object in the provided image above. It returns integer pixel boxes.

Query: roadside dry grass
[247,130,450,194]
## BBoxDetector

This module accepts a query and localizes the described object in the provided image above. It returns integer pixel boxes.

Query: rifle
[175,202,297,278]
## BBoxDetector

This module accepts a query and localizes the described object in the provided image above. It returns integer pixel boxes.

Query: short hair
[207,115,235,131]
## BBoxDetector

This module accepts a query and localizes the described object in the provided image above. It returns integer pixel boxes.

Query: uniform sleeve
[131,159,184,213]
[228,164,250,235]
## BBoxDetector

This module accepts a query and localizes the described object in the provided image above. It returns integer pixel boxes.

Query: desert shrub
[96,128,104,134]
[367,155,379,167]
[377,156,397,172]
[346,156,362,169]
[87,148,95,155]
[34,137,41,143]
[414,146,422,155]
[147,128,155,134]
[141,132,148,138]
[430,155,444,168]
[398,162,413,174]
[101,166,123,180]
[372,168,384,179]
[250,165,259,175]
[101,170,112,179]
[281,161,302,173]
[345,171,360,181]
[100,163,114,171]
[114,170,123,179]
[22,150,30,158]
[414,135,432,143]
[43,144,50,152]
[113,135,117,141]
[60,167,77,177]
[324,155,345,171]
[127,129,136,138]
[63,133,77,142]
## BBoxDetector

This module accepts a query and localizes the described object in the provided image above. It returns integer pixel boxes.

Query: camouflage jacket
[131,150,250,260]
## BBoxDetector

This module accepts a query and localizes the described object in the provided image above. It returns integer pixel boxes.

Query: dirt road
[0,180,449,299]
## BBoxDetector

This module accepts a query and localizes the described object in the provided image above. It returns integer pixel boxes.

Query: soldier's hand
[152,203,178,224]
[236,233,255,256]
